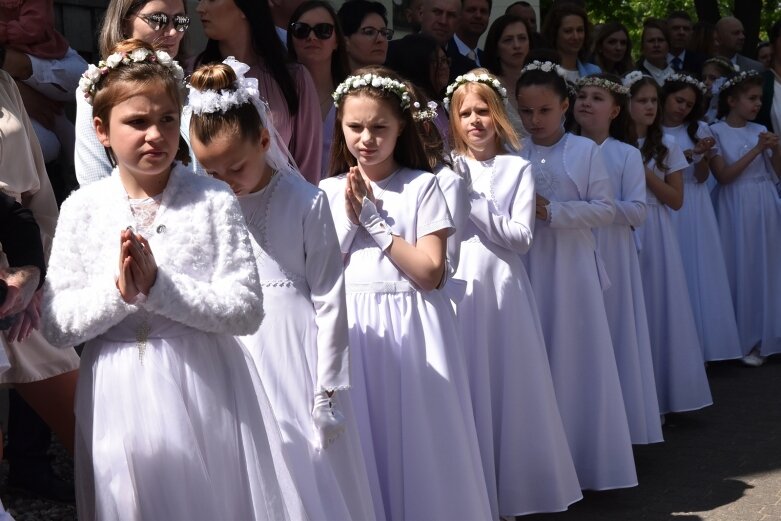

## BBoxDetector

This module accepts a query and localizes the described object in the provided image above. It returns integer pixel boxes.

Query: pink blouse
[0,0,69,59]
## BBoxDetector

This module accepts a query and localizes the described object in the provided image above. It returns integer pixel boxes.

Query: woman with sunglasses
[337,0,393,72]
[287,1,351,179]
[195,0,322,184]
[74,0,191,185]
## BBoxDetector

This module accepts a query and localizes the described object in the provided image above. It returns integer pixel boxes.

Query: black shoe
[7,464,75,504]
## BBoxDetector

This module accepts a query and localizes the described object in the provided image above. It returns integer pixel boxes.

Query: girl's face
[345,13,389,69]
[129,0,187,56]
[94,83,181,181]
[341,93,403,172]
[641,27,669,64]
[457,90,497,156]
[290,7,339,68]
[191,129,272,196]
[701,63,723,91]
[600,30,628,65]
[663,86,697,127]
[196,0,245,42]
[556,15,585,56]
[430,47,450,94]
[728,85,763,121]
[517,84,568,145]
[497,22,530,72]
[629,83,658,129]
[574,85,619,135]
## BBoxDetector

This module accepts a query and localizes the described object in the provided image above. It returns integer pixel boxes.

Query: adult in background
[715,16,765,73]
[757,20,781,134]
[541,3,600,82]
[482,14,533,136]
[337,0,392,72]
[454,0,490,66]
[403,0,424,32]
[197,0,322,183]
[690,21,717,57]
[592,21,633,76]
[287,1,350,179]
[757,41,772,69]
[419,0,476,79]
[666,11,706,75]
[74,0,191,186]
[505,1,545,48]
[636,19,675,86]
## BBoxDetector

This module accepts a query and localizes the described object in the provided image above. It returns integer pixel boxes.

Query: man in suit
[505,1,547,48]
[420,0,477,80]
[454,0,491,66]
[666,11,707,76]
[715,16,765,73]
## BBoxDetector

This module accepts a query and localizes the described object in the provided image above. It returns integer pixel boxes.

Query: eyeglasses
[289,22,335,40]
[138,12,190,33]
[357,26,394,41]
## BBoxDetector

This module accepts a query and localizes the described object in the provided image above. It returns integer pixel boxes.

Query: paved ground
[0,357,779,521]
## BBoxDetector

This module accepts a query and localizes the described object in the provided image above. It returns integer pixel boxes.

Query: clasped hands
[535,194,550,221]
[756,131,780,152]
[343,167,394,250]
[0,266,41,343]
[117,228,157,304]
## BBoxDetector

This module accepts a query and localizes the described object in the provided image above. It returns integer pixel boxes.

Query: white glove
[359,198,394,251]
[312,390,346,450]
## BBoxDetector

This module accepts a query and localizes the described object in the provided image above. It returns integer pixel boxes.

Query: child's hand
[344,167,361,224]
[692,137,716,155]
[128,234,158,296]
[758,132,779,151]
[118,229,140,303]
[535,194,550,221]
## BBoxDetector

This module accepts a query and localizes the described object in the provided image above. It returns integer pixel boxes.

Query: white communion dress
[664,122,742,361]
[320,168,493,521]
[238,171,382,521]
[520,133,637,491]
[452,153,582,517]
[594,137,663,445]
[634,136,713,414]
[710,121,781,356]
[43,165,295,521]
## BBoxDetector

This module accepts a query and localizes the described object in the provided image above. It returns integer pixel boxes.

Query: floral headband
[443,72,508,110]
[79,48,184,105]
[576,76,629,96]
[186,57,265,115]
[718,70,761,93]
[519,61,577,96]
[413,100,438,122]
[665,73,707,96]
[622,70,648,90]
[333,73,411,110]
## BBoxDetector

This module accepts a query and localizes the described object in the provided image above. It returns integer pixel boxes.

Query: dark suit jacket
[0,192,45,285]
[756,69,777,133]
[445,37,478,81]
[677,50,707,77]
[734,54,765,73]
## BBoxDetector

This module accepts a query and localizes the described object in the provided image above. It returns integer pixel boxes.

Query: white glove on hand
[312,390,346,450]
[359,198,394,251]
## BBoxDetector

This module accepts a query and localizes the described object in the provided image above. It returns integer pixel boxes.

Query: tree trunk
[694,0,720,24]
[734,0,762,58]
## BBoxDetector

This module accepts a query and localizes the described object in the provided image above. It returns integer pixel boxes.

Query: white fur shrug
[42,164,263,348]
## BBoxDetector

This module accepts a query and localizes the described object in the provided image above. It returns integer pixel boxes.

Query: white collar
[667,50,686,62]
[453,34,480,64]
[643,59,673,85]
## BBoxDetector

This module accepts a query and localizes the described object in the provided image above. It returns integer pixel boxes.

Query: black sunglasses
[289,22,335,40]
[138,12,190,32]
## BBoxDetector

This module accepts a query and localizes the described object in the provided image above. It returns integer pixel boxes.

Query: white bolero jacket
[42,164,264,348]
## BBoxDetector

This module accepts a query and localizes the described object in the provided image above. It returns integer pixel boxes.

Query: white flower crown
[576,76,629,96]
[333,74,411,109]
[79,48,184,105]
[443,72,508,110]
[519,61,578,96]
[622,70,648,90]
[186,57,265,115]
[412,100,438,122]
[718,70,760,93]
[665,73,707,96]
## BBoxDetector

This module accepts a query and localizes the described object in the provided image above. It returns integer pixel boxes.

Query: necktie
[672,56,682,71]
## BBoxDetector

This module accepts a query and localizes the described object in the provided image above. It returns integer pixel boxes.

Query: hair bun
[190,63,237,92]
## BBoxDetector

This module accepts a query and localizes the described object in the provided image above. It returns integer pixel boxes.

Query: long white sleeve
[436,166,469,272]
[304,192,350,392]
[613,147,647,227]
[549,145,615,229]
[144,190,263,336]
[318,176,358,254]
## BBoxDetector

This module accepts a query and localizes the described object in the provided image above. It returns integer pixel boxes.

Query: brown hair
[188,63,263,146]
[627,76,668,171]
[328,65,429,176]
[541,4,591,63]
[99,0,188,60]
[407,82,449,171]
[448,68,520,156]
[92,39,189,166]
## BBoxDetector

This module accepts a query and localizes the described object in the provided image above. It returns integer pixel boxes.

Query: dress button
[156,224,167,234]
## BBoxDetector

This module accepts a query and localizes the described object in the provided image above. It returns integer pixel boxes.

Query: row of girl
[38,35,781,520]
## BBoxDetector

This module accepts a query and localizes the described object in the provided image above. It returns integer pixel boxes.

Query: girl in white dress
[186,59,381,521]
[709,71,781,364]
[516,61,637,492]
[573,74,663,445]
[660,73,743,362]
[445,70,581,517]
[319,66,492,521]
[625,72,712,415]
[42,40,293,521]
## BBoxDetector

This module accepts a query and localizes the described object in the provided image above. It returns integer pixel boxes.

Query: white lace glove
[312,390,346,450]
[359,197,394,251]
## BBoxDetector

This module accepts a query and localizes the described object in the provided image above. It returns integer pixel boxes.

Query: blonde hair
[448,70,520,156]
